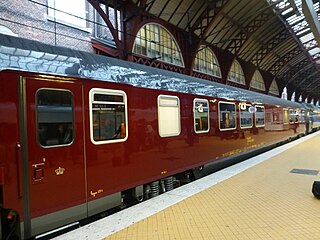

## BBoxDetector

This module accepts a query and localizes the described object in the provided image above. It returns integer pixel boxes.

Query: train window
[283,109,289,124]
[158,95,181,137]
[289,109,299,123]
[89,88,128,144]
[255,106,265,127]
[37,89,74,147]
[300,110,306,123]
[218,102,236,131]
[240,103,253,129]
[194,99,209,133]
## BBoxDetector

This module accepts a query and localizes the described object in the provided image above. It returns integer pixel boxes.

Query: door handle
[16,143,22,198]
[32,163,45,183]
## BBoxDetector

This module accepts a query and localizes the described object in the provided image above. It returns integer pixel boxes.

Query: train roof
[0,33,302,108]
[300,102,320,111]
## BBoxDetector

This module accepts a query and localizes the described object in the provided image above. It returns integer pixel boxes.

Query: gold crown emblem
[55,167,65,175]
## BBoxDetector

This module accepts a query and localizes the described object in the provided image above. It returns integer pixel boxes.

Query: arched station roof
[88,0,320,102]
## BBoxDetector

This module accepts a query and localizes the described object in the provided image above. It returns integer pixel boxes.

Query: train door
[20,77,86,237]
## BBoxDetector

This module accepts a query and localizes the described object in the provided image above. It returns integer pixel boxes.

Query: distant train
[0,33,318,239]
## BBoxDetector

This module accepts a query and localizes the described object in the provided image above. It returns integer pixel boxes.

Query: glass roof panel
[270,0,319,66]
[309,47,320,56]
[296,28,309,36]
[282,7,293,15]
[300,32,314,44]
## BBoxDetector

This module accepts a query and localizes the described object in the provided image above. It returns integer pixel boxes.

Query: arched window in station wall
[281,87,288,100]
[289,92,303,102]
[291,91,296,101]
[249,70,265,91]
[193,46,221,78]
[281,87,299,101]
[268,79,279,96]
[133,23,184,67]
[227,59,245,85]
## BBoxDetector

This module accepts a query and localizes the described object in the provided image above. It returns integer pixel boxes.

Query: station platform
[54,131,320,240]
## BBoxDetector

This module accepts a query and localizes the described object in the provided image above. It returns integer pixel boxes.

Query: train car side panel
[0,70,309,238]
[24,77,87,235]
[0,72,23,217]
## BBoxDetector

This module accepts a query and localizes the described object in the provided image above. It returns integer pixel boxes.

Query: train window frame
[240,103,253,129]
[218,101,237,131]
[36,88,75,148]
[193,98,210,133]
[283,108,290,124]
[89,88,128,145]
[289,109,300,123]
[158,95,181,137]
[255,105,265,127]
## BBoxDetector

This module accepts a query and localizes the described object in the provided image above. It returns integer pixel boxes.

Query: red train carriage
[0,34,307,239]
